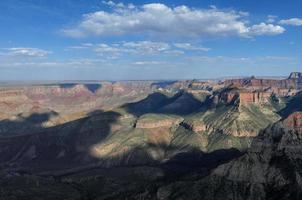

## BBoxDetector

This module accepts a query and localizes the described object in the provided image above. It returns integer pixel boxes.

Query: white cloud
[122,41,170,54]
[101,0,135,10]
[279,18,302,26]
[174,43,210,51]
[62,3,285,38]
[1,47,51,57]
[67,41,212,58]
[247,23,285,36]
[68,41,173,57]
[102,0,117,7]
[67,43,94,50]
[93,43,134,56]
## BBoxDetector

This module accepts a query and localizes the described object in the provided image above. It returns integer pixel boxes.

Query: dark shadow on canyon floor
[122,91,206,116]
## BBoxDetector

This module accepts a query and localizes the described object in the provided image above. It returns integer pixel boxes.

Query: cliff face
[284,112,302,132]
[218,73,302,111]
[214,88,272,106]
[239,91,271,104]
[224,72,302,90]
[168,111,302,200]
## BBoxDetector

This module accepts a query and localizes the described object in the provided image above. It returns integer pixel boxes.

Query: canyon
[0,72,302,199]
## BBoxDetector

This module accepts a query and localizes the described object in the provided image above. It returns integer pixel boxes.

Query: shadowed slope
[159,111,302,200]
[0,110,121,172]
[0,111,59,136]
[278,92,302,119]
[122,91,204,116]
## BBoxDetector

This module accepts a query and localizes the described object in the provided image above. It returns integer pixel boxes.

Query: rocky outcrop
[213,88,272,106]
[239,91,271,104]
[224,72,302,90]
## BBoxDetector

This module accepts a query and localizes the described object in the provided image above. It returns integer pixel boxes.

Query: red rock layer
[224,77,301,89]
[239,91,271,104]
[284,112,302,132]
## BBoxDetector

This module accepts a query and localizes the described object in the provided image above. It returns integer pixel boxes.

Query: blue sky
[0,0,301,80]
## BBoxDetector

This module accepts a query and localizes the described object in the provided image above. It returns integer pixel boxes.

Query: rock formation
[288,72,302,79]
[164,111,302,200]
[239,90,271,104]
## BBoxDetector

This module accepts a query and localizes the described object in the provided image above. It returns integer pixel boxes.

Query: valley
[1,72,302,199]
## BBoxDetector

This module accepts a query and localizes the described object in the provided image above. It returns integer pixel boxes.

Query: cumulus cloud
[279,18,302,26]
[247,23,285,36]
[1,47,51,57]
[62,2,285,38]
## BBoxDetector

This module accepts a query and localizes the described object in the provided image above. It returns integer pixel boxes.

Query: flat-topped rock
[288,72,302,79]
[136,114,183,129]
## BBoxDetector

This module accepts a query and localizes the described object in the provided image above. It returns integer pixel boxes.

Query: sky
[0,0,301,80]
